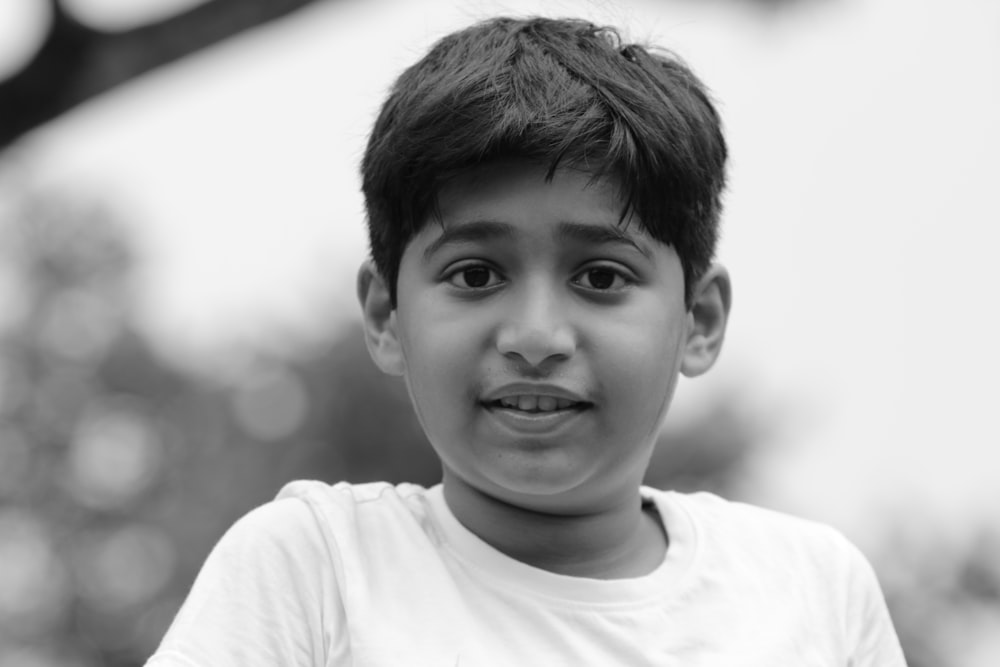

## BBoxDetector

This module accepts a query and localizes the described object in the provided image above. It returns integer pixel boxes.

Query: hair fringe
[361,16,727,306]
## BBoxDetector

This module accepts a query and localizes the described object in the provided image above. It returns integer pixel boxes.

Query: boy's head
[357,16,732,515]
[361,16,727,308]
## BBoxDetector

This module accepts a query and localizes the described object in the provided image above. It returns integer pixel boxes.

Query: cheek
[597,313,686,413]
[397,310,485,416]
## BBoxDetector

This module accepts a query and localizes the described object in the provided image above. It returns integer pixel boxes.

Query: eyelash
[442,262,635,293]
[573,265,633,291]
[444,263,504,290]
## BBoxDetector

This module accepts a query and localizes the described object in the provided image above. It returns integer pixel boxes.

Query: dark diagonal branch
[0,0,327,151]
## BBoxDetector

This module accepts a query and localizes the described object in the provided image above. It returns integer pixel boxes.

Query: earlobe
[356,260,405,376]
[680,264,732,378]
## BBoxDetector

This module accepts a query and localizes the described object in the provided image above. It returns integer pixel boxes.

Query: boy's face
[365,161,720,514]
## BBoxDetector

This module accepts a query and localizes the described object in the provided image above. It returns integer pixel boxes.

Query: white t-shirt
[146,481,907,666]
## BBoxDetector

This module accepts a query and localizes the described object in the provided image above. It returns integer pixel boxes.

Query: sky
[3,0,999,555]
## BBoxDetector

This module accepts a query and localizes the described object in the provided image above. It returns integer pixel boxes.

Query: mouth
[482,395,591,414]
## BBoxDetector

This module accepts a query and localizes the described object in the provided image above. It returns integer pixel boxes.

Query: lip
[483,405,586,437]
[479,382,592,436]
[480,382,590,404]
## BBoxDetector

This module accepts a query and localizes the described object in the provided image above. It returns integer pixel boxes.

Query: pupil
[464,267,490,287]
[588,269,614,289]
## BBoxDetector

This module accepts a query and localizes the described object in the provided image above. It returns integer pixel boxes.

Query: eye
[574,266,630,291]
[445,264,503,290]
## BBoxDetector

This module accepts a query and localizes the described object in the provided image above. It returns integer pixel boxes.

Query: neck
[441,474,667,579]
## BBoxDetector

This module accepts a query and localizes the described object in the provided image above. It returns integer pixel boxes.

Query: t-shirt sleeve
[841,540,908,667]
[144,497,348,667]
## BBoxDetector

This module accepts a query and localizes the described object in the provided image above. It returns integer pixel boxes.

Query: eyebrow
[423,220,517,260]
[422,219,653,260]
[555,221,653,261]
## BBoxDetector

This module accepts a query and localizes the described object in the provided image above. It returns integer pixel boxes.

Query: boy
[147,16,906,666]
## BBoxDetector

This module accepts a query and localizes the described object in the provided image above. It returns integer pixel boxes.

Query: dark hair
[361,16,727,306]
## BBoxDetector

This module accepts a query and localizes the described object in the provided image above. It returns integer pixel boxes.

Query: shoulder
[202,481,435,577]
[274,479,435,529]
[147,487,362,666]
[653,488,857,552]
[277,479,432,509]
[272,480,441,563]
[645,487,877,584]
[642,489,906,663]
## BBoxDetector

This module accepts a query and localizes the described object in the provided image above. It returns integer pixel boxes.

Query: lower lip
[481,404,588,435]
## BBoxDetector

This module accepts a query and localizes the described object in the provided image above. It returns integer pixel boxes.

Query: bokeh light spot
[0,0,51,79]
[61,0,210,32]
[38,287,121,364]
[0,264,30,334]
[66,397,163,510]
[0,427,33,498]
[231,366,309,442]
[0,509,71,636]
[74,523,175,613]
[0,644,95,667]
[0,355,30,415]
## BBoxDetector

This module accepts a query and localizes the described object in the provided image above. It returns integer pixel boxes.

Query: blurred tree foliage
[880,529,1000,667]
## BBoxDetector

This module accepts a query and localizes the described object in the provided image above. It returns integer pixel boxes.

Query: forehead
[431,160,661,244]
[414,161,661,263]
[436,160,625,222]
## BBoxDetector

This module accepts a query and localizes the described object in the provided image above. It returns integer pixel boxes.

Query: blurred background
[1,0,998,664]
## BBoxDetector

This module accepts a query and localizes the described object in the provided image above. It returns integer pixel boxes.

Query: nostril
[496,326,575,368]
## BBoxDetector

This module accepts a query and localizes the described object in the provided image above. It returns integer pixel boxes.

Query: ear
[357,260,405,376]
[681,264,732,378]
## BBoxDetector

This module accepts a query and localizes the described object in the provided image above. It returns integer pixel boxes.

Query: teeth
[495,396,580,413]
[537,396,557,412]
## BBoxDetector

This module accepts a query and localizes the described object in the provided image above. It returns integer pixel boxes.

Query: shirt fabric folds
[146,480,906,666]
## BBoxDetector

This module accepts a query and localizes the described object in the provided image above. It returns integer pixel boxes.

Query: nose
[495,283,576,369]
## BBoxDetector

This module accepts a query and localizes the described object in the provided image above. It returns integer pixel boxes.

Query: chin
[476,461,599,509]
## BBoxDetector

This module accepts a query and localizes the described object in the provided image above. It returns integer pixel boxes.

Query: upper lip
[480,383,591,404]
